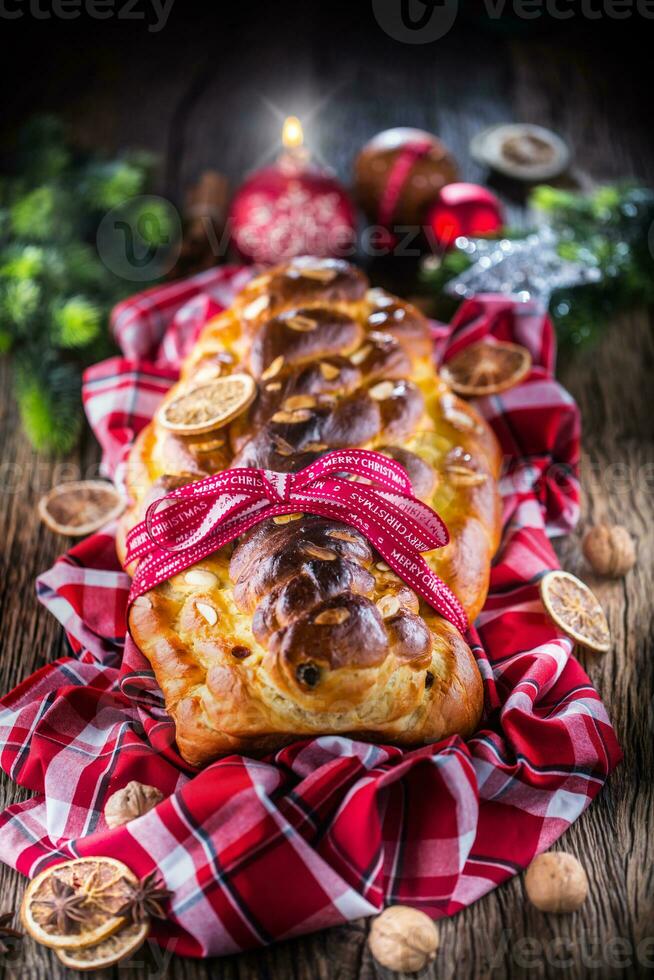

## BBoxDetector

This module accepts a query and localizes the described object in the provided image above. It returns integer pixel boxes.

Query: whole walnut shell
[582,524,636,578]
[104,781,164,828]
[524,851,588,913]
[368,905,439,973]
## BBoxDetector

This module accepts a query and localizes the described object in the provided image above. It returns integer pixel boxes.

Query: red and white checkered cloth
[0,267,621,958]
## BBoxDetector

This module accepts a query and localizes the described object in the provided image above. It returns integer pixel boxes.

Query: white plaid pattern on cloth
[0,268,621,958]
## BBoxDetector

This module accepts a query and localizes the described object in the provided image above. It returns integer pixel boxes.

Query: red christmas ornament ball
[229,163,357,264]
[427,182,504,249]
[354,127,459,232]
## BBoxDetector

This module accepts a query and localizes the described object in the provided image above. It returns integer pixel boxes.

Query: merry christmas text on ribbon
[124,449,468,633]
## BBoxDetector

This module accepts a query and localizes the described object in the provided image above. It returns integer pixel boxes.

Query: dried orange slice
[38,481,125,536]
[21,857,137,950]
[55,920,149,971]
[441,341,532,397]
[540,570,611,653]
[158,373,256,435]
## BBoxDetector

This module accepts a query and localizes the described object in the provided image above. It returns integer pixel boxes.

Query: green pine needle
[52,295,102,348]
[14,357,82,454]
[0,116,170,453]
[1,277,41,331]
[129,197,175,248]
[0,244,46,280]
[84,160,147,211]
[10,186,64,241]
[0,328,12,354]
[55,243,106,292]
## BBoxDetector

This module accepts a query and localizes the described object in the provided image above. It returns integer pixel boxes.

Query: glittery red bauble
[354,127,459,232]
[427,183,504,249]
[229,161,357,264]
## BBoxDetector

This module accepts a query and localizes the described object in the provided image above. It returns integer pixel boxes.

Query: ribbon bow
[125,449,468,633]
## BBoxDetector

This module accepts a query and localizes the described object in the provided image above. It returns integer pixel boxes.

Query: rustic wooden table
[1,8,652,978]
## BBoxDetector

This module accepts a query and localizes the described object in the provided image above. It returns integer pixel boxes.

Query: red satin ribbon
[377,139,434,230]
[124,449,468,633]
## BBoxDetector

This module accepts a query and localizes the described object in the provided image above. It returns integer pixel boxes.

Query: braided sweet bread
[118,257,502,766]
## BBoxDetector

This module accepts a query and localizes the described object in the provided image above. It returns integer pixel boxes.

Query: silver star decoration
[444,225,602,308]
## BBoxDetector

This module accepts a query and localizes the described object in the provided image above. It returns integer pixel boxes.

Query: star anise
[40,877,89,934]
[117,872,171,924]
[0,911,23,955]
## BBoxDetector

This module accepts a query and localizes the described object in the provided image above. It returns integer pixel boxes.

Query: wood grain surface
[0,9,652,978]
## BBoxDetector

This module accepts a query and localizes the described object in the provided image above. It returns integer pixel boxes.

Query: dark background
[1,4,653,979]
[1,2,652,217]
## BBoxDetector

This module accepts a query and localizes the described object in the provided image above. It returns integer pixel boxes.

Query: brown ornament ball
[368,905,439,973]
[524,851,588,913]
[582,524,636,578]
[354,127,458,232]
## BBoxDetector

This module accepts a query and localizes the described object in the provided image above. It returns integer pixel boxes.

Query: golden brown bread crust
[119,257,502,767]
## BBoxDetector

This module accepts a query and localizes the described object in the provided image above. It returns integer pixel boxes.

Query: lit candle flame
[282,116,304,150]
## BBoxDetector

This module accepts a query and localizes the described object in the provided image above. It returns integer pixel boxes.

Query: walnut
[582,524,636,578]
[104,781,164,828]
[524,851,588,913]
[368,906,439,973]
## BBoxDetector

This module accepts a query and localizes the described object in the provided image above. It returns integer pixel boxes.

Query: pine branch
[82,160,148,211]
[51,295,102,348]
[10,185,72,241]
[0,277,41,333]
[0,114,166,454]
[420,183,654,353]
[14,353,82,455]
